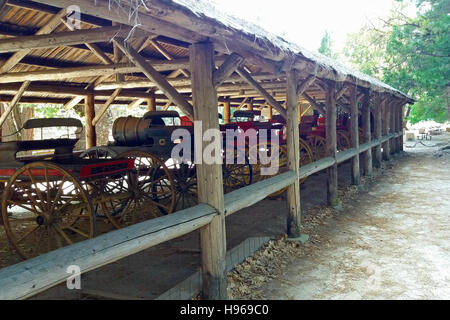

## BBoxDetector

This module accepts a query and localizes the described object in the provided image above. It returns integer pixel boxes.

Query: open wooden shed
[0,0,413,300]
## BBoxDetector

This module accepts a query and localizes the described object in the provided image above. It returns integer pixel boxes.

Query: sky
[210,0,414,52]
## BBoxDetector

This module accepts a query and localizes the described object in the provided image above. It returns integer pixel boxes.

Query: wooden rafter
[114,38,194,119]
[296,75,316,96]
[302,93,326,115]
[213,53,244,88]
[236,67,287,119]
[0,81,30,127]
[0,8,67,73]
[92,88,121,126]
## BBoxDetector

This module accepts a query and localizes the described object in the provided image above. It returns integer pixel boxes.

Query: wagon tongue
[80,159,135,179]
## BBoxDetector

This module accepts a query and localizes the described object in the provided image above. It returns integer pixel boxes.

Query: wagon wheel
[248,141,288,198]
[337,131,351,151]
[222,148,253,194]
[306,135,327,161]
[166,160,198,211]
[79,147,118,160]
[1,162,95,260]
[299,137,314,184]
[104,151,175,228]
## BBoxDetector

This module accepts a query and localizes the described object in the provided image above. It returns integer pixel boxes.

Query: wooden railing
[0,132,402,300]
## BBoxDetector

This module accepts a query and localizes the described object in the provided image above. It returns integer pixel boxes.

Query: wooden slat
[114,38,194,119]
[236,67,287,119]
[0,81,30,128]
[0,8,67,73]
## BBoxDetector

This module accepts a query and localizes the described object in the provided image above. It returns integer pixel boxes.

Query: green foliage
[319,31,332,57]
[343,0,450,123]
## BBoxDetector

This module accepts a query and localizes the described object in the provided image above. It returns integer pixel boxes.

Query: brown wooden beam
[84,94,96,148]
[373,93,383,168]
[326,81,339,207]
[0,80,30,128]
[349,84,360,186]
[114,38,194,119]
[361,91,373,176]
[213,53,244,88]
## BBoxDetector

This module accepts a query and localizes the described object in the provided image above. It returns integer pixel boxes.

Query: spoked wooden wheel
[248,141,288,198]
[79,147,118,160]
[306,135,327,161]
[105,151,175,228]
[337,131,351,151]
[299,137,314,184]
[1,162,95,260]
[222,149,253,194]
[166,160,198,211]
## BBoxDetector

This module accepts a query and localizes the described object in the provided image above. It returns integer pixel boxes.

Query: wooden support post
[0,81,30,128]
[399,105,404,152]
[390,101,396,155]
[361,92,373,176]
[190,42,227,300]
[382,97,391,161]
[84,95,96,149]
[147,96,156,112]
[373,94,382,168]
[286,69,301,238]
[268,105,273,120]
[223,101,231,124]
[326,81,339,207]
[247,101,254,111]
[349,84,360,185]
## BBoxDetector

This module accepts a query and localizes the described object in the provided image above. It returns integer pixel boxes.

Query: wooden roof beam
[302,93,326,115]
[114,38,194,119]
[213,53,244,88]
[0,81,30,127]
[0,8,67,73]
[236,67,287,119]
[0,26,144,54]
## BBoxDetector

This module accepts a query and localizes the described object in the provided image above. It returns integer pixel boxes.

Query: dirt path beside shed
[229,134,450,300]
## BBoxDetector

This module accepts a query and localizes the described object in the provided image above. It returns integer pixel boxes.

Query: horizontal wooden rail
[0,204,217,300]
[0,131,403,300]
[224,171,297,216]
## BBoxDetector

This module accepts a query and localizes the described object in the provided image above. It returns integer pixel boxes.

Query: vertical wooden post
[374,93,382,168]
[361,91,373,176]
[223,101,231,124]
[84,94,96,149]
[247,101,254,111]
[268,105,273,120]
[0,104,2,142]
[298,103,302,123]
[349,84,360,185]
[147,95,156,112]
[390,101,396,155]
[326,81,339,207]
[286,69,301,238]
[382,97,391,161]
[190,42,227,300]
[399,104,405,152]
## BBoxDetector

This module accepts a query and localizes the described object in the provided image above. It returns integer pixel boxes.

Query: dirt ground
[229,133,450,300]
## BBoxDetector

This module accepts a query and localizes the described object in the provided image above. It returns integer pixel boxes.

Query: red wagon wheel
[306,135,327,161]
[1,162,95,260]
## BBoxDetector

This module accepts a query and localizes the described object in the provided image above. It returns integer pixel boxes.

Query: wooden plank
[285,69,301,238]
[326,81,339,207]
[0,81,30,128]
[0,26,140,53]
[213,53,244,88]
[115,38,194,119]
[224,171,297,216]
[236,67,287,119]
[0,59,192,84]
[0,8,67,73]
[84,95,96,148]
[361,91,373,176]
[190,42,227,300]
[0,203,216,300]
[349,84,360,186]
[298,157,336,180]
[147,96,156,112]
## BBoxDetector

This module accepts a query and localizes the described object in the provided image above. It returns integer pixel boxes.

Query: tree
[342,0,450,123]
